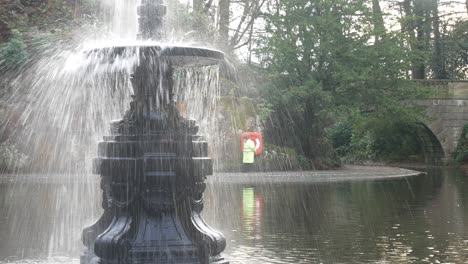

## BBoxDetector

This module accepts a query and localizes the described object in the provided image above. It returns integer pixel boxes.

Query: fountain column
[137,0,166,40]
[80,1,228,263]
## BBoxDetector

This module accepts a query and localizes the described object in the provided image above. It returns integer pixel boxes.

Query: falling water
[99,0,139,40]
[173,64,221,160]
[0,0,222,262]
[1,44,135,260]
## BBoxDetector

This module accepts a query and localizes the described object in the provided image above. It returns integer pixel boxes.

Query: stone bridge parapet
[414,81,468,163]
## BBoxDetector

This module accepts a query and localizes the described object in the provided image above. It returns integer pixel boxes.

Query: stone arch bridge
[413,81,468,164]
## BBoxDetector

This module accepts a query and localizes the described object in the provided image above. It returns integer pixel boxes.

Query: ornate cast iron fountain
[81,0,228,263]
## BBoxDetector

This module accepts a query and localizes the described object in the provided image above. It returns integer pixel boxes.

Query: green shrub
[453,124,468,163]
[329,121,353,157]
[0,142,28,172]
[0,30,28,68]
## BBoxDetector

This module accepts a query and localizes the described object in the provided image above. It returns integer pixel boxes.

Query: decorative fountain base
[80,46,228,264]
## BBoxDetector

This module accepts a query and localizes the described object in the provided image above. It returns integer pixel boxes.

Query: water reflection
[2,169,468,263]
[242,188,263,240]
[204,168,468,263]
[0,176,100,261]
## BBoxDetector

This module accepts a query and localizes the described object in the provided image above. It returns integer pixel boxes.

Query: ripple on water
[226,244,322,264]
[0,257,79,264]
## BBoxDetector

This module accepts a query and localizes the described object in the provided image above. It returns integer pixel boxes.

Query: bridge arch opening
[414,122,445,164]
[370,121,445,165]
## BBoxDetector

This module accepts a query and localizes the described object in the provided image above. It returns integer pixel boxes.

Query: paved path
[209,165,424,184]
[0,165,423,184]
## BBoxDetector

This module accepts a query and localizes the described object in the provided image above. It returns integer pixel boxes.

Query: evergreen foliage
[0,0,466,169]
[453,124,468,163]
[0,142,28,172]
[0,30,28,68]
[255,0,439,165]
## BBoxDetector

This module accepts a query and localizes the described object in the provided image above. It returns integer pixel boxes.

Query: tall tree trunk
[74,0,82,17]
[398,1,411,78]
[413,0,426,79]
[431,0,446,79]
[193,0,203,13]
[372,0,385,43]
[402,0,419,79]
[204,0,214,13]
[47,0,55,15]
[218,0,230,48]
[247,19,254,65]
[401,0,414,37]
[0,21,10,43]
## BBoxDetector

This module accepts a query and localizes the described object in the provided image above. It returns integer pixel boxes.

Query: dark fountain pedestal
[80,46,228,264]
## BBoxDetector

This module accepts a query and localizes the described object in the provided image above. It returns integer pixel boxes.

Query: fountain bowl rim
[85,44,225,67]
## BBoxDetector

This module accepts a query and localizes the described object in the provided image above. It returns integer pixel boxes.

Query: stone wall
[448,81,468,98]
[414,81,468,162]
[418,80,468,99]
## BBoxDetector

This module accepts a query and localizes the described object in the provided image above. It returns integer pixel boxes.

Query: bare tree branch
[230,0,252,47]
[229,0,267,49]
[204,0,214,13]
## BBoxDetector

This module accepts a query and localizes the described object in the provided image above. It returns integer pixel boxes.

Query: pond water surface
[1,168,468,263]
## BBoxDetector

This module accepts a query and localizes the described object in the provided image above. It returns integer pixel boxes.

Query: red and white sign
[240,132,263,155]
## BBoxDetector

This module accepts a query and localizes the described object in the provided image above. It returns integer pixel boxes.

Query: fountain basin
[86,45,225,67]
[80,41,228,264]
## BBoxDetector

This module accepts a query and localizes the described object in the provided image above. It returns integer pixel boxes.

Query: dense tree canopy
[253,0,432,165]
[0,0,467,169]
